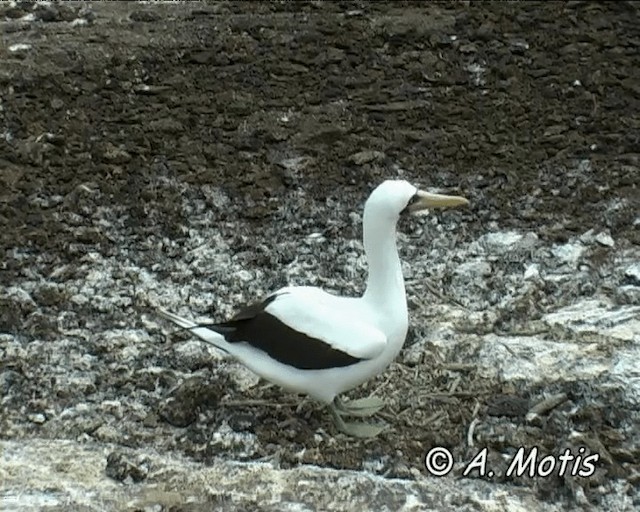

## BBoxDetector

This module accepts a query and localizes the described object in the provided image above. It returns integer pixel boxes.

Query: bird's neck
[362,215,406,310]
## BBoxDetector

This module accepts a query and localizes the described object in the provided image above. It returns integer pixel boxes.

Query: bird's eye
[401,193,420,215]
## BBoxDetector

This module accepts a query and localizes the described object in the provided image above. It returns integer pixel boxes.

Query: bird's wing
[204,288,388,370]
[264,289,388,360]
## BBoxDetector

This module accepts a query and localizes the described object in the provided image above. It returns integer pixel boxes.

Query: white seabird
[158,180,468,437]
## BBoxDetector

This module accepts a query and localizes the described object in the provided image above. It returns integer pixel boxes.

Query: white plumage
[159,179,468,437]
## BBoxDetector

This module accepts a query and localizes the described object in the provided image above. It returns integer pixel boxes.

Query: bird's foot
[329,402,387,438]
[295,396,312,414]
[336,419,387,438]
[333,396,385,417]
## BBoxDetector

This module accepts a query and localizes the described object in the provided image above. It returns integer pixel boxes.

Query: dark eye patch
[401,193,420,215]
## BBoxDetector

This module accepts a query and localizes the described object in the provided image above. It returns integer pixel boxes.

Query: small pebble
[595,232,614,247]
[27,413,46,424]
[523,263,540,280]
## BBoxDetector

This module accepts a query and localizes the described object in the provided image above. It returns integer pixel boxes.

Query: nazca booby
[159,180,468,437]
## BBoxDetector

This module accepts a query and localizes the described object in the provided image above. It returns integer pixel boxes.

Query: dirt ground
[1,1,639,510]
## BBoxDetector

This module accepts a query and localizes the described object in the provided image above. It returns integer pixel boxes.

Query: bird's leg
[295,396,312,414]
[328,399,386,438]
[333,395,385,417]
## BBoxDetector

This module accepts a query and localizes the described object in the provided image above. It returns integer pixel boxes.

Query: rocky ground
[1,2,639,511]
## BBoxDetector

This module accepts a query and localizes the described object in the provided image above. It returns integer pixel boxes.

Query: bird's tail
[157,308,230,353]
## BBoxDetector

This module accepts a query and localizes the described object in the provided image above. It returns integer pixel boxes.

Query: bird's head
[365,180,469,222]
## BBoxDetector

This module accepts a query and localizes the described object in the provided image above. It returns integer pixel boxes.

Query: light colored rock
[454,258,492,277]
[595,231,615,247]
[523,263,540,280]
[306,232,326,244]
[348,150,385,165]
[227,362,261,391]
[609,347,640,406]
[27,413,46,424]
[625,263,640,285]
[0,439,569,512]
[551,242,585,266]
[543,299,640,343]
[481,231,523,251]
[173,339,222,369]
[579,228,597,244]
[477,334,610,384]
[8,43,32,53]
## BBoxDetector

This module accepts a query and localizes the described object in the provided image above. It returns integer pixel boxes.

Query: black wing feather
[196,293,363,370]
